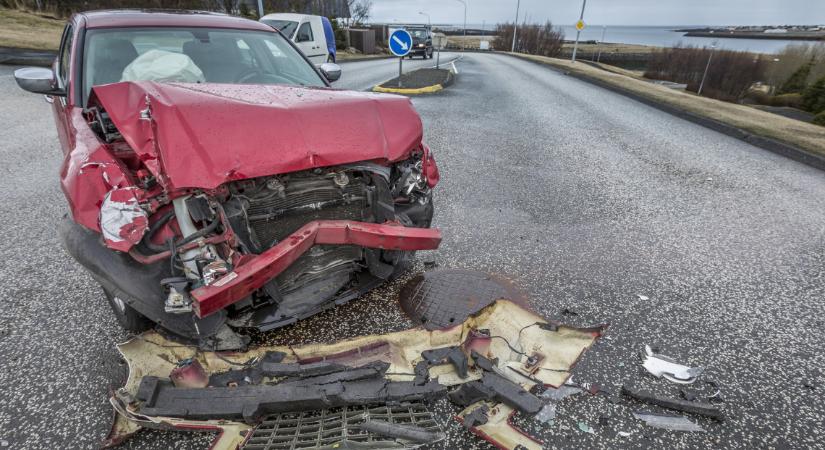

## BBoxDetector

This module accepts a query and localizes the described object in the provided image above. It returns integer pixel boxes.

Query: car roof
[78,9,274,32]
[260,13,308,22]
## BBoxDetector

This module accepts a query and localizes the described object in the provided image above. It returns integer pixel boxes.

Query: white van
[260,13,330,66]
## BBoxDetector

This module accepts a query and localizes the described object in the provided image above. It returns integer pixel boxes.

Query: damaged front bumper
[191,220,442,318]
[107,300,603,450]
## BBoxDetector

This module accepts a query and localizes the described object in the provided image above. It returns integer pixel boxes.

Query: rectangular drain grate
[241,402,442,450]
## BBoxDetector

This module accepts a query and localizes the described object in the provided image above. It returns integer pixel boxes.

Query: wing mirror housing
[320,63,342,83]
[14,67,66,96]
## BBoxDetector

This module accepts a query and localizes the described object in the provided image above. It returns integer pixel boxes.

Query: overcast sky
[369,0,825,27]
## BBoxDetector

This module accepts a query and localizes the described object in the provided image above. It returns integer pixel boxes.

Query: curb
[337,54,394,63]
[373,84,444,94]
[504,52,825,172]
[373,70,455,95]
[0,47,56,67]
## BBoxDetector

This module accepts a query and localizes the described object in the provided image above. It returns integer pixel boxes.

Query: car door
[294,18,327,65]
[52,22,74,154]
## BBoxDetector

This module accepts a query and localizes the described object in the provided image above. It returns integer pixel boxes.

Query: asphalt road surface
[1,52,824,449]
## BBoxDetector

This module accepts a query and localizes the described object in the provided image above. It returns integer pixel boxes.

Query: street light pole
[571,0,587,63]
[256,0,263,17]
[596,25,606,62]
[419,11,431,27]
[455,0,467,52]
[511,0,520,52]
[697,42,718,96]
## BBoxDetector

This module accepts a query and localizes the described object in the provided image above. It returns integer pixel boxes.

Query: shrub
[744,91,804,108]
[802,76,825,114]
[779,60,814,94]
[493,21,564,58]
[770,93,804,108]
[644,45,766,101]
[813,110,825,126]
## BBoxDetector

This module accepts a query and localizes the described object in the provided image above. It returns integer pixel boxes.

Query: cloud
[369,0,825,26]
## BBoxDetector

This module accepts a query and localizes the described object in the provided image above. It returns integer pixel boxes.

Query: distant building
[764,28,788,34]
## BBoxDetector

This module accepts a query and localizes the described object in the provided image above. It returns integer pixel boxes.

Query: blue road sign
[389,29,413,57]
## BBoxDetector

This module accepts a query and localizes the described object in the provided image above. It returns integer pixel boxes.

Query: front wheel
[102,285,152,333]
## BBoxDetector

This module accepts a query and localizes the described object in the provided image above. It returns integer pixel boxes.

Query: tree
[813,110,825,127]
[329,16,347,49]
[779,59,814,94]
[802,75,825,114]
[492,21,564,57]
[350,0,372,26]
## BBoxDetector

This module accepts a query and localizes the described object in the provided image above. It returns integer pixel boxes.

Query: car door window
[58,24,74,87]
[296,22,313,42]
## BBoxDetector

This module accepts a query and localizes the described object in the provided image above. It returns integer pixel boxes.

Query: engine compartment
[77,105,437,341]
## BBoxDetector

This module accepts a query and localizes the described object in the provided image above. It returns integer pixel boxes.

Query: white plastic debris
[617,431,633,438]
[637,294,649,301]
[632,412,705,432]
[642,345,704,384]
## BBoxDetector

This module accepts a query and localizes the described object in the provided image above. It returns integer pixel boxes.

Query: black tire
[102,285,152,333]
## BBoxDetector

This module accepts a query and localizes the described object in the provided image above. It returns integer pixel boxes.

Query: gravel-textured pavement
[1,52,824,449]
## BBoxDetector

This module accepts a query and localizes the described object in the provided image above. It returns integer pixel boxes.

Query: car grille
[245,180,367,249]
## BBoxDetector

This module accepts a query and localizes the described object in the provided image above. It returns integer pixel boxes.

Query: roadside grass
[0,8,63,51]
[511,52,825,158]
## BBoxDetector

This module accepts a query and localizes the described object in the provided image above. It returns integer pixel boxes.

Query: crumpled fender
[99,186,149,252]
[60,108,145,252]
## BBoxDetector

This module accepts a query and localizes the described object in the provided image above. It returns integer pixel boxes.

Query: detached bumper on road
[191,220,442,318]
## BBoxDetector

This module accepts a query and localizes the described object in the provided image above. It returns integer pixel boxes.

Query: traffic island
[373,68,454,95]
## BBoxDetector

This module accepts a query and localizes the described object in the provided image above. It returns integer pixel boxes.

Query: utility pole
[596,25,606,62]
[511,0,520,52]
[571,0,587,63]
[455,0,467,51]
[256,0,263,18]
[698,42,718,96]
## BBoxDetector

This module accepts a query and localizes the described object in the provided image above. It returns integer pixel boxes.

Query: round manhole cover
[398,270,527,330]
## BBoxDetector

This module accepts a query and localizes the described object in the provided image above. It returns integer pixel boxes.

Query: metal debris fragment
[641,345,704,384]
[632,411,706,432]
[535,403,556,423]
[540,385,583,402]
[621,386,724,421]
[360,419,446,444]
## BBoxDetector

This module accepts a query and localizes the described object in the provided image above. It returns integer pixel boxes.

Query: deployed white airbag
[121,50,205,84]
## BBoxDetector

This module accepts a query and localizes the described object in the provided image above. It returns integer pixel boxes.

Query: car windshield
[408,29,428,38]
[82,27,325,104]
[261,19,299,39]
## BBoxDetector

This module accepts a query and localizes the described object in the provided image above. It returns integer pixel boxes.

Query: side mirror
[14,67,66,96]
[320,63,341,82]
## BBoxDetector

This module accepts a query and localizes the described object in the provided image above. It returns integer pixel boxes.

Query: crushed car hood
[89,81,424,190]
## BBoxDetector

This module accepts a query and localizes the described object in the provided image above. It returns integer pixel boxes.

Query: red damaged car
[15,10,440,349]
